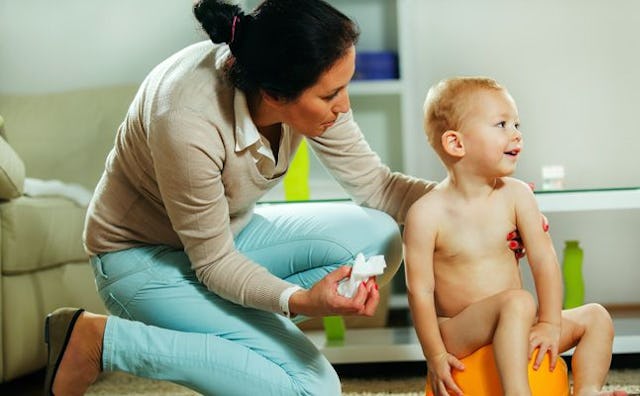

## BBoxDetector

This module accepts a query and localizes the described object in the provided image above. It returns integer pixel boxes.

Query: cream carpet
[84,369,640,395]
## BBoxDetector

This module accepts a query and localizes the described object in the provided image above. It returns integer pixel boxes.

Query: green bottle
[323,316,346,341]
[562,240,584,309]
[283,139,310,201]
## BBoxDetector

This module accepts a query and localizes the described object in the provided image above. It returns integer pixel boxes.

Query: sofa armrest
[0,134,25,201]
[0,196,87,274]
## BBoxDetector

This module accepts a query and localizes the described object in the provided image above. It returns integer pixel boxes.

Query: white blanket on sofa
[23,178,93,207]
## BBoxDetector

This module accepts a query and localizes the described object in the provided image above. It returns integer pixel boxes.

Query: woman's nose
[332,90,350,114]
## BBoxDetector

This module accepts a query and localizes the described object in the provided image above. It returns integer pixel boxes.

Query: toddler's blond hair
[423,77,504,159]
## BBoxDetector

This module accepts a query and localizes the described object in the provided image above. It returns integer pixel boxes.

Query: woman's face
[278,46,355,137]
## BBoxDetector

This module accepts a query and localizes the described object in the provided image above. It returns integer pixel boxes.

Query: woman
[44,1,525,395]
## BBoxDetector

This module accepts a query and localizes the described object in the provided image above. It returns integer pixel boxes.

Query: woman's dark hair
[193,0,359,101]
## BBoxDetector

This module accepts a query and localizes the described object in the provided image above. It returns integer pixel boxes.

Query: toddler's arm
[404,198,464,396]
[511,178,563,368]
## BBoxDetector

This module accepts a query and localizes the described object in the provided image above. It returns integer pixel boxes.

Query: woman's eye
[323,87,345,101]
[323,92,339,101]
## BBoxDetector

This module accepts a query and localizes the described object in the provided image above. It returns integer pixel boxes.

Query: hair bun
[193,0,244,46]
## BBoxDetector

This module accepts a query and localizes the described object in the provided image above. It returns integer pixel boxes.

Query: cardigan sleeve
[308,110,437,224]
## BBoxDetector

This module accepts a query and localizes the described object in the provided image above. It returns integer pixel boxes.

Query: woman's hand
[507,214,550,259]
[508,183,550,259]
[288,265,379,317]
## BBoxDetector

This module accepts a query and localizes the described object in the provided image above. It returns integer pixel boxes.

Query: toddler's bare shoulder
[408,188,448,220]
[501,177,535,196]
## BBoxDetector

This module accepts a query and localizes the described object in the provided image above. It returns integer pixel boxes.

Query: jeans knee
[292,358,340,396]
[363,209,402,287]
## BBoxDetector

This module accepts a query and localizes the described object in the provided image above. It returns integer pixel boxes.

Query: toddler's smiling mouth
[505,148,520,156]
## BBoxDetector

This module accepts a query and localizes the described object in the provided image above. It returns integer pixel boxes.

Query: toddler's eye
[515,123,520,130]
[497,121,506,128]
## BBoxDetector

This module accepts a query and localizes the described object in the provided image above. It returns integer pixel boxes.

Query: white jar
[541,165,565,190]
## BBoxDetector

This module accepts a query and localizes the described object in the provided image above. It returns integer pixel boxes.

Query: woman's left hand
[507,214,549,259]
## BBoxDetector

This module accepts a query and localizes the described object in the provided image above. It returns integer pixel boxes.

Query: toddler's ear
[441,130,465,157]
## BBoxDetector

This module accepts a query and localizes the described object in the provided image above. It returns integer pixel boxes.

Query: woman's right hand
[288,265,379,317]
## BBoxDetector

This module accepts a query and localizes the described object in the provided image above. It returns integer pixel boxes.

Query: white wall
[406,0,640,305]
[0,0,202,94]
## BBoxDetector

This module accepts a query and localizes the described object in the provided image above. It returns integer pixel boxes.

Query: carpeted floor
[81,369,640,396]
[0,365,638,395]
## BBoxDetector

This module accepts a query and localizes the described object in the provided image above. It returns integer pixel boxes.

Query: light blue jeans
[90,202,402,396]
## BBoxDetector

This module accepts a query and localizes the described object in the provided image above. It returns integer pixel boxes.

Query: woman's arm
[308,110,437,224]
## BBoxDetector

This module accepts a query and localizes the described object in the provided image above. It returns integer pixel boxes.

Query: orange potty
[425,344,569,396]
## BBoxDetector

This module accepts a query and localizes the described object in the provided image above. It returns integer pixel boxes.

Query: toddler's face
[458,88,523,176]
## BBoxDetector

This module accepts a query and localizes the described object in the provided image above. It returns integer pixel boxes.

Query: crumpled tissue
[337,253,386,298]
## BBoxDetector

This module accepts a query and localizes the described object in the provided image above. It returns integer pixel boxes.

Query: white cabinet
[345,0,414,172]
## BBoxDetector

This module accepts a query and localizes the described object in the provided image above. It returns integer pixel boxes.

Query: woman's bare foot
[52,312,106,396]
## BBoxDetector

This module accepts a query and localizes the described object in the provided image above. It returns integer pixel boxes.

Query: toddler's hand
[528,321,561,371]
[427,352,465,396]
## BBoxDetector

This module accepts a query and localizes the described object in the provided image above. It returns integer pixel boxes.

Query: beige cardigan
[84,41,435,313]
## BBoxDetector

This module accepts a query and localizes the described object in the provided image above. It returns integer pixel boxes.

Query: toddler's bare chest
[435,205,516,262]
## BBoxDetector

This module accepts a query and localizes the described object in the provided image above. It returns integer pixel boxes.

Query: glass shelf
[349,79,403,96]
[261,183,640,210]
[534,186,640,213]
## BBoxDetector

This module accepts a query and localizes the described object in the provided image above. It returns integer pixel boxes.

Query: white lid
[542,165,565,179]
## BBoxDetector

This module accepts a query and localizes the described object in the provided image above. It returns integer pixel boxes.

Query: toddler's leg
[439,289,537,396]
[560,304,627,396]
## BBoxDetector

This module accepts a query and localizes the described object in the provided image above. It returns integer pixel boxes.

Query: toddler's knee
[582,303,614,336]
[501,289,536,319]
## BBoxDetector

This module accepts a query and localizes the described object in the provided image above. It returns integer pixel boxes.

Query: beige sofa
[0,85,137,382]
[0,84,392,382]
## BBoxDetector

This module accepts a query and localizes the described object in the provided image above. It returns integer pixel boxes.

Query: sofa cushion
[0,85,137,190]
[0,135,25,200]
[0,196,87,274]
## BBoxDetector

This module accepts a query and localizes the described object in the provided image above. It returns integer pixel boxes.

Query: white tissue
[337,253,387,298]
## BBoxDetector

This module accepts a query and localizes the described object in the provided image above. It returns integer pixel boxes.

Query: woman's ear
[441,130,465,157]
[261,89,285,109]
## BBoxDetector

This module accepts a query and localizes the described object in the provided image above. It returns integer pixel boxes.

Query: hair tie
[230,15,239,44]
